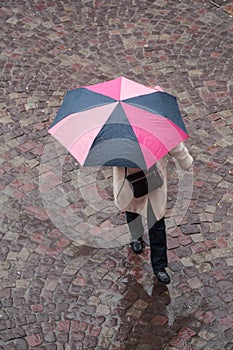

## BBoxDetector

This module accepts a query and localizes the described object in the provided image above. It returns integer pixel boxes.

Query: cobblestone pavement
[0,0,233,349]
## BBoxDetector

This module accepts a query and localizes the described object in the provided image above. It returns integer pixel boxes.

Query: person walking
[113,142,193,284]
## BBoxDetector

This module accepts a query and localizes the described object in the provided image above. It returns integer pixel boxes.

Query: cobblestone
[0,0,232,348]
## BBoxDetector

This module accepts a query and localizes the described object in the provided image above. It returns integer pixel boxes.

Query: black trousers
[126,203,167,272]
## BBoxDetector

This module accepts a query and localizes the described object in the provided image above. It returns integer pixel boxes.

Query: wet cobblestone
[1,0,233,349]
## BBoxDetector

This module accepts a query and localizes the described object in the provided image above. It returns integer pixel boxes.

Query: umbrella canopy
[49,77,189,169]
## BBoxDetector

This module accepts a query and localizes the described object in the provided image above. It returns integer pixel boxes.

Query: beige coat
[113,142,193,220]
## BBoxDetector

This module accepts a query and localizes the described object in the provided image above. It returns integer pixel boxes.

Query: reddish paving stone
[24,206,49,221]
[48,229,62,239]
[216,237,228,248]
[57,321,70,332]
[169,336,187,348]
[211,270,225,280]
[178,326,196,340]
[31,304,44,313]
[168,226,182,238]
[101,258,117,268]
[178,235,192,246]
[10,179,24,188]
[20,183,37,192]
[87,325,101,337]
[26,333,43,347]
[71,321,88,332]
[55,238,70,248]
[205,240,217,249]
[70,331,85,341]
[167,238,180,250]
[198,311,217,324]
[219,315,233,329]
[167,249,179,262]
[73,277,87,286]
[31,232,45,243]
[152,315,168,326]
[191,242,207,253]
[10,190,25,200]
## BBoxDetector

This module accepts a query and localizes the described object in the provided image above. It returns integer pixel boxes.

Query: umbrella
[49,76,189,170]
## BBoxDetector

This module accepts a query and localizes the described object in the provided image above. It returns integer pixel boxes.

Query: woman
[113,142,193,284]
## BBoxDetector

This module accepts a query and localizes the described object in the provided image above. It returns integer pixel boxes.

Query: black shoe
[130,237,144,254]
[154,269,170,284]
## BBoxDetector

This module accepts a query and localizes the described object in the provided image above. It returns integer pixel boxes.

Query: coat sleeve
[169,142,193,170]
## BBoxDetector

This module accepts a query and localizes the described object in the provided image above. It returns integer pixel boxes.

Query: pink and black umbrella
[49,77,189,170]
